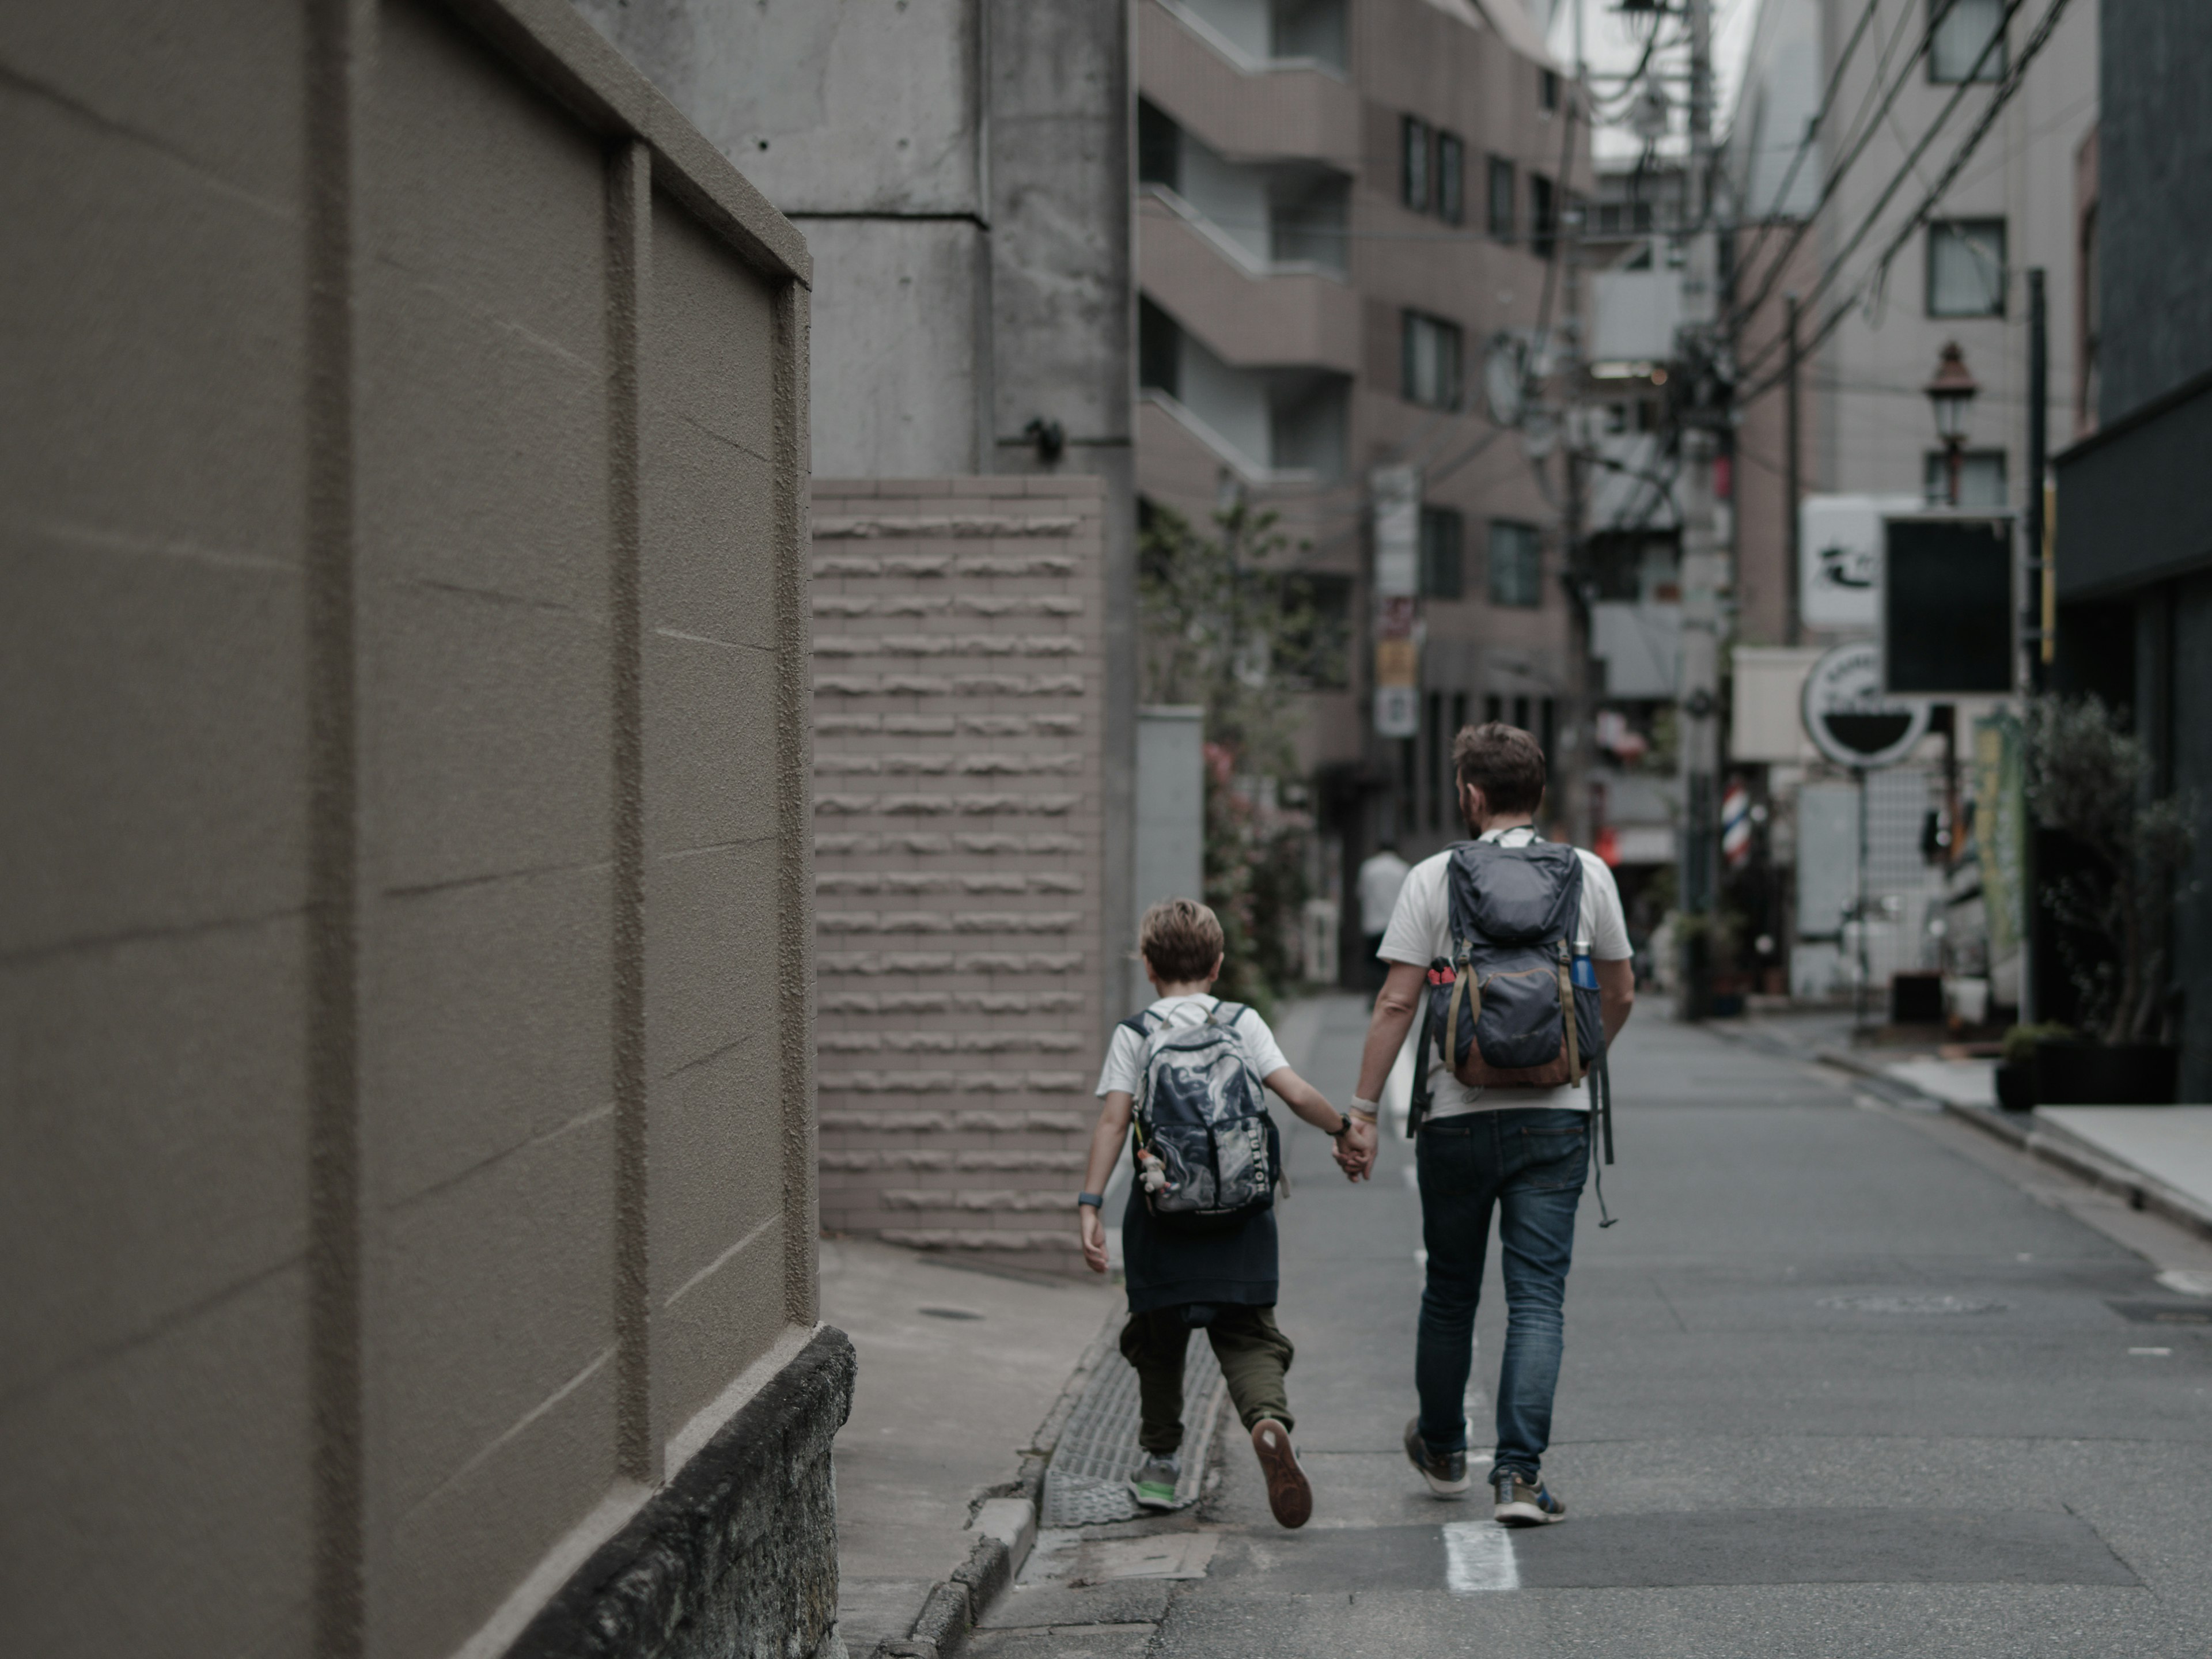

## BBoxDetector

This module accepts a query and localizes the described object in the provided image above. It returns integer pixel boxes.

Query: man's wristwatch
[1349,1096,1382,1122]
[1076,1192,1104,1209]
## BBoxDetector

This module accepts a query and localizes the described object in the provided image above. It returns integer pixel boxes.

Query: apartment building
[1134,0,1593,923]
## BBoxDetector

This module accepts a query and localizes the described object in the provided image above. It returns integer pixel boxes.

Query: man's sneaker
[1493,1468,1566,1525]
[1402,1416,1470,1498]
[1251,1419,1312,1529]
[1128,1452,1180,1510]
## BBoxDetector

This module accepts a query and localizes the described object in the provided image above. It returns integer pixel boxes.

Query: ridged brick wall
[810,477,1107,1263]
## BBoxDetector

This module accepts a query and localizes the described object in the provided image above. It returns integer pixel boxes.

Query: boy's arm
[1077,1091,1133,1274]
[1263,1067,1374,1183]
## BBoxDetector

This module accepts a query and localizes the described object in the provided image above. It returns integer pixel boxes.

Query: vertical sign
[1972,711,2026,965]
[1372,465,1421,737]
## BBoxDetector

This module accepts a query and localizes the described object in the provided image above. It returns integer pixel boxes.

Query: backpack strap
[1441,941,1474,1082]
[1406,958,1449,1137]
[1557,940,1581,1084]
[1119,1013,1155,1038]
[1204,1001,1244,1027]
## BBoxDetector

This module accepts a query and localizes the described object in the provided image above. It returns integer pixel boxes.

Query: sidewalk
[820,1236,1116,1655]
[1718,1006,2212,1246]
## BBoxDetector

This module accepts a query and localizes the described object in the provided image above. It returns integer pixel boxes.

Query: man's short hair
[1453,721,1547,815]
[1138,897,1225,983]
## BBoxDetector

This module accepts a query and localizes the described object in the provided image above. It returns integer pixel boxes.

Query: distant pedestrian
[1076,899,1369,1529]
[1356,840,1411,988]
[1337,722,1635,1524]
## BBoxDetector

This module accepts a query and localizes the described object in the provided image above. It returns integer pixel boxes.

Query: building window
[1929,0,2006,83]
[1420,506,1464,599]
[1402,312,1463,409]
[1530,173,1557,260]
[1488,520,1543,608]
[1540,68,1560,113]
[1402,115,1431,212]
[1437,132,1465,225]
[1927,218,2006,316]
[1137,296,1180,397]
[1922,448,2008,509]
[1484,693,1502,724]
[1488,156,1516,239]
[2078,200,2100,431]
[1137,98,1179,190]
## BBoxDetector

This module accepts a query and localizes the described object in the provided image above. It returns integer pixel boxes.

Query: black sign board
[1883,514,2014,695]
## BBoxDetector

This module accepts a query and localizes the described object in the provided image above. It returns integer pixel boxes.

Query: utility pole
[1785,291,1802,646]
[2020,267,2049,1024]
[1560,0,1592,846]
[1674,0,1726,1019]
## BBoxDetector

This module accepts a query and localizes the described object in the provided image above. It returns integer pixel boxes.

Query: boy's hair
[1139,898,1226,983]
[1453,721,1547,815]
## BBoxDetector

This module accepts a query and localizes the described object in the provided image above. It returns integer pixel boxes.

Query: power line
[1724,0,1993,336]
[1726,0,1884,295]
[1736,0,2078,411]
[1733,0,2034,385]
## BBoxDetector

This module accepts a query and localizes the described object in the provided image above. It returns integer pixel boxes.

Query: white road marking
[2130,1347,2173,1357]
[1442,1520,1519,1593]
[2156,1268,2212,1298]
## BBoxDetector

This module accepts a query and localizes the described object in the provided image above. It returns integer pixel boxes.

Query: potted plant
[1995,1022,2072,1112]
[2022,695,2199,1104]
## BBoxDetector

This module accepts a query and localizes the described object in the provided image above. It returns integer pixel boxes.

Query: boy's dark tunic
[1121,1165,1278,1313]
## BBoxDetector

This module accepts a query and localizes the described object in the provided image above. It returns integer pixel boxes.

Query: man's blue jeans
[1414,1107,1589,1479]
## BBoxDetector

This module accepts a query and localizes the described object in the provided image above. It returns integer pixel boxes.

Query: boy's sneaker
[1402,1417,1470,1498]
[1493,1468,1566,1525]
[1128,1452,1180,1510]
[1251,1419,1312,1529]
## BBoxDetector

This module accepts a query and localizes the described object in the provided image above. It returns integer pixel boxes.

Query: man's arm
[1598,957,1634,1046]
[1355,961,1427,1102]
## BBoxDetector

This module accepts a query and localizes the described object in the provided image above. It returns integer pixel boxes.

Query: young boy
[1077,898,1368,1529]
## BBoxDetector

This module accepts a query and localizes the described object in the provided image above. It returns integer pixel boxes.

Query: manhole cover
[1819,1293,2008,1316]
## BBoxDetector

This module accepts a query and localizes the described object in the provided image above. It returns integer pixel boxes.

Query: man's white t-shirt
[1356,850,1411,937]
[1376,826,1631,1115]
[1094,994,1290,1097]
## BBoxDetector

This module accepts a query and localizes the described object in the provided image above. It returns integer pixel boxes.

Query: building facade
[1132,0,1592,963]
[1722,0,2099,1006]
[2052,0,2212,1096]
[1,3,843,1656]
[578,1,1139,1263]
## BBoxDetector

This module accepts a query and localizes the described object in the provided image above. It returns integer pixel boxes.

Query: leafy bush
[2022,695,2199,1044]
[1999,1021,2075,1068]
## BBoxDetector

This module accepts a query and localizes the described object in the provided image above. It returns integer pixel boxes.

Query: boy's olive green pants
[1120,1305,1296,1453]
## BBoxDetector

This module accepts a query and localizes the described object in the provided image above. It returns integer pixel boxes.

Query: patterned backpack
[1123,1002,1279,1232]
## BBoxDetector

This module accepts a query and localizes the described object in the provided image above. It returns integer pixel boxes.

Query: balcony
[1139,0,1361,170]
[1139,189,1359,375]
[1138,302,1350,488]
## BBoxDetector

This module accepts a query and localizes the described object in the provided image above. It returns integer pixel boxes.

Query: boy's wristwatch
[1326,1115,1355,1139]
[1076,1192,1104,1209]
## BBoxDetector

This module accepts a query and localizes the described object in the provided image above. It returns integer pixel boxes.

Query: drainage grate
[1818,1293,2009,1316]
[1041,1330,1225,1528]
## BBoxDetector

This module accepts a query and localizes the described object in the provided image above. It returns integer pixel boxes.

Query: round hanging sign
[1799,641,1929,770]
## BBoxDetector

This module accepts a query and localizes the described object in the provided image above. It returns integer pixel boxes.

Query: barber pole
[1721,781,1752,871]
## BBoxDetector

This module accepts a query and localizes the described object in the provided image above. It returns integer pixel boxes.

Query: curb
[870,1303,1123,1659]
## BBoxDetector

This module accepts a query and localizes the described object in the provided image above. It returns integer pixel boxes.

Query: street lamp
[1923,340,1979,507]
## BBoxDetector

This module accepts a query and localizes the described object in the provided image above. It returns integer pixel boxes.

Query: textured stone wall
[811,478,1107,1264]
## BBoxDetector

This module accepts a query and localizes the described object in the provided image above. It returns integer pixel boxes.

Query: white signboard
[1800,641,1929,770]
[1800,494,1920,630]
[1374,684,1419,738]
[1372,465,1421,599]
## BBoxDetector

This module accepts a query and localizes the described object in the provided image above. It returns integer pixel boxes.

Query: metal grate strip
[1041,1328,1226,1527]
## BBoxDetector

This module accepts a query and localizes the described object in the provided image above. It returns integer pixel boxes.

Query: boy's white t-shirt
[1094,994,1290,1097]
[1376,826,1633,1116]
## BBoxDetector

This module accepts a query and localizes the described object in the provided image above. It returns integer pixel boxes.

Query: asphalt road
[975,994,2212,1658]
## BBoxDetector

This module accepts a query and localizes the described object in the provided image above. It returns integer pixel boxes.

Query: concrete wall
[577,0,1144,1149]
[809,478,1108,1263]
[1136,707,1209,932]
[0,3,843,1656]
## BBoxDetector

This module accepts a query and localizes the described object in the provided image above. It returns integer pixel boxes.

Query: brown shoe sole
[1251,1419,1311,1529]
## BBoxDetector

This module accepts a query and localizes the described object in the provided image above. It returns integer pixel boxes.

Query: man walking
[1338,723,1635,1524]
[1354,839,1410,990]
